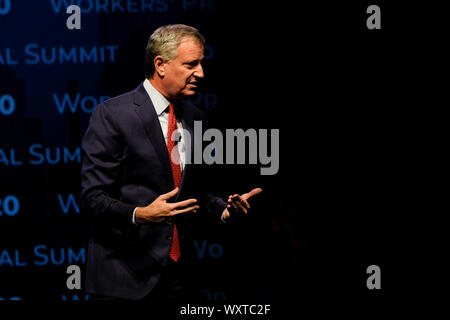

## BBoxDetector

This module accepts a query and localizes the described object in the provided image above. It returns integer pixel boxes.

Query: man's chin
[182,89,198,97]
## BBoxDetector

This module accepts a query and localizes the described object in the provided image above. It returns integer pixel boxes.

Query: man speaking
[80,24,261,301]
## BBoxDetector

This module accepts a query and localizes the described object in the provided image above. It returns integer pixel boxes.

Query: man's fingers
[241,187,263,200]
[228,198,238,212]
[172,205,200,216]
[172,198,198,209]
[231,195,250,209]
[240,198,250,209]
[233,198,247,213]
[160,187,179,200]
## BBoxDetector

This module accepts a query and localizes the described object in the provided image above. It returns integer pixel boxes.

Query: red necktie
[167,103,181,262]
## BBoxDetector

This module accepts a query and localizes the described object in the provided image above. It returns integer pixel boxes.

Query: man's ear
[154,56,166,77]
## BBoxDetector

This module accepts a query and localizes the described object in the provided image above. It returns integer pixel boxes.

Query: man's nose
[194,64,204,79]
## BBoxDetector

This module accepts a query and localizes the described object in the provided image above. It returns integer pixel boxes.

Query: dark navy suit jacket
[80,83,227,299]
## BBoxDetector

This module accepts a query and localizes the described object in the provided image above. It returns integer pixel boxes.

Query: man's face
[162,37,204,99]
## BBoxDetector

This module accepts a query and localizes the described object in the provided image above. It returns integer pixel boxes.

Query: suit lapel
[133,84,173,190]
[133,83,197,198]
[179,101,195,194]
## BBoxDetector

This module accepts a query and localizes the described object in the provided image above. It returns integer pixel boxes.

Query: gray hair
[145,24,205,78]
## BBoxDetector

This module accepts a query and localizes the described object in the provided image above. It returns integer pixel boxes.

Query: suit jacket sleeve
[80,103,135,228]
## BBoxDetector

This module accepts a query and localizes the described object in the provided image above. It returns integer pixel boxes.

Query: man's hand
[221,188,263,221]
[135,187,199,224]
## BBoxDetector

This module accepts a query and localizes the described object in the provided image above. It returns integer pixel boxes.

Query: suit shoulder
[89,86,141,128]
[100,88,137,113]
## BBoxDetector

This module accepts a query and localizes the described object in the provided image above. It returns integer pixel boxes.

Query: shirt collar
[143,79,170,116]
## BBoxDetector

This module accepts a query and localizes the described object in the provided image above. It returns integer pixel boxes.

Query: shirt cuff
[220,209,228,223]
[132,207,137,225]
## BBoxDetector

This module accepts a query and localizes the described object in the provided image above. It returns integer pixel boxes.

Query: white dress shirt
[132,79,186,224]
[143,79,186,170]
